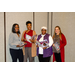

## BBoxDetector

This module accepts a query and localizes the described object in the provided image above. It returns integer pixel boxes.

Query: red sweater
[53,33,67,62]
[24,30,33,47]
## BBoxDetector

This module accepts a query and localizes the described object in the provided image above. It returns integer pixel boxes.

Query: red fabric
[24,30,33,47]
[53,33,67,62]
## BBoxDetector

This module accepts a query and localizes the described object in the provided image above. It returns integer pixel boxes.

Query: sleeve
[9,33,17,47]
[60,34,67,49]
[48,35,53,47]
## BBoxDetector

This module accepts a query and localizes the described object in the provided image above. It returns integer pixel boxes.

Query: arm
[48,35,53,47]
[33,31,37,42]
[9,33,18,47]
[29,31,37,43]
[43,35,53,49]
[21,31,26,42]
[60,34,67,49]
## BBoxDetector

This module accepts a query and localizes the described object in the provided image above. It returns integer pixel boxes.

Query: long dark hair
[12,23,20,34]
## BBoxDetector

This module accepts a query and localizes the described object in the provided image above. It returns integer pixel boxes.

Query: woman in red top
[52,26,67,62]
[21,21,36,62]
[24,29,33,47]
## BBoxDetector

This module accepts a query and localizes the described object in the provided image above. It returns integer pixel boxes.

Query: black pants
[38,54,51,62]
[54,53,61,62]
[10,48,23,62]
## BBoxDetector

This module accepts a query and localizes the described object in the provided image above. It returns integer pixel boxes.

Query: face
[15,25,19,33]
[27,23,32,30]
[55,27,60,34]
[41,29,46,35]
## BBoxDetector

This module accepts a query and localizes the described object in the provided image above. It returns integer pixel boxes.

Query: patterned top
[52,35,60,53]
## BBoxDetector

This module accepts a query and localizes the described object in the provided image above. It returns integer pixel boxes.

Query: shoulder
[33,30,36,33]
[9,32,14,36]
[46,33,50,37]
[61,33,65,37]
[23,30,26,33]
[9,32,15,39]
[61,33,66,41]
[38,34,41,36]
[33,30,36,35]
[22,30,26,34]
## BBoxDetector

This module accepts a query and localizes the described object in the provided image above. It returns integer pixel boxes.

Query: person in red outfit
[52,26,67,62]
[21,21,36,62]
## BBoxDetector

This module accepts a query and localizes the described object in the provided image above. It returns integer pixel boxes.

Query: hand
[21,42,27,46]
[43,47,47,49]
[29,39,35,43]
[16,45,22,47]
[36,45,39,47]
[24,39,27,41]
[53,44,55,47]
[24,42,27,45]
[57,48,60,51]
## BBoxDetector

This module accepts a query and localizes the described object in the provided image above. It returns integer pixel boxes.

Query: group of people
[9,21,67,62]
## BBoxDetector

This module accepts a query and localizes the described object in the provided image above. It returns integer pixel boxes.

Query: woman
[37,26,53,62]
[21,21,36,62]
[52,26,67,62]
[9,23,24,62]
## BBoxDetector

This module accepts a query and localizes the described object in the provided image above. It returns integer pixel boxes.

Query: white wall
[0,12,5,62]
[34,12,47,35]
[49,12,51,34]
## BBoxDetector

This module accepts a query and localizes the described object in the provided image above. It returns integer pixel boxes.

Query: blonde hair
[53,26,62,40]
